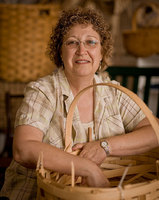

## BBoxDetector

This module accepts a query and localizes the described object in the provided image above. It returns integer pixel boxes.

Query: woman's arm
[13,125,109,187]
[73,117,159,165]
[105,117,159,156]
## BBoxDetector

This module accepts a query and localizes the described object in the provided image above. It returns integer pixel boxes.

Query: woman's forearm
[14,138,93,176]
[13,125,109,187]
[106,125,158,156]
[73,118,159,164]
[13,128,93,176]
[14,139,109,187]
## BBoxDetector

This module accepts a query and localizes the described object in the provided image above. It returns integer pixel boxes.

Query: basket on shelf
[36,83,159,200]
[123,2,159,57]
[0,3,61,83]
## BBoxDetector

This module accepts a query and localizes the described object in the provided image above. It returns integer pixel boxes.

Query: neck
[64,71,94,96]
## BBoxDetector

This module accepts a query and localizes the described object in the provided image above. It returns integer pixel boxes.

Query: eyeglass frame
[63,38,101,50]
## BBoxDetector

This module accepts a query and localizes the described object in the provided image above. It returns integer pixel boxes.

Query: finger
[80,150,93,159]
[80,150,102,165]
[72,143,84,151]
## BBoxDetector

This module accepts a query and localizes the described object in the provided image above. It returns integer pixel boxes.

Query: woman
[0,7,158,200]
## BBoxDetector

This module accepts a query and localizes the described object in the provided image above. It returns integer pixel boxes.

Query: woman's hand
[83,165,110,188]
[72,140,107,166]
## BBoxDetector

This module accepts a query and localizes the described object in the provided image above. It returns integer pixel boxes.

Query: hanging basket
[122,2,159,57]
[0,3,61,83]
[36,83,159,200]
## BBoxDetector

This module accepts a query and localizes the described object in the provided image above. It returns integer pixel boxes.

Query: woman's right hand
[84,164,110,188]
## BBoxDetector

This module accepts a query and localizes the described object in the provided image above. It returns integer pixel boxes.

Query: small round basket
[36,83,159,200]
[0,3,60,82]
[123,2,159,57]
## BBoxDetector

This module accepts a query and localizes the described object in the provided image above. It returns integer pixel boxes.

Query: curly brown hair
[47,7,113,72]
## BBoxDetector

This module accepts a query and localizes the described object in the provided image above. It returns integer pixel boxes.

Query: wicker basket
[123,2,159,57]
[0,3,61,83]
[36,83,159,200]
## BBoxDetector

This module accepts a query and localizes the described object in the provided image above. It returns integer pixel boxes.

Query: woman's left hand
[72,141,107,166]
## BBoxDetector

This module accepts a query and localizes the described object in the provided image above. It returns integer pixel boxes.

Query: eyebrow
[87,35,99,39]
[65,35,99,40]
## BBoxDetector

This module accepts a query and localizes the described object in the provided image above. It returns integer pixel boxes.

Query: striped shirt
[1,68,146,200]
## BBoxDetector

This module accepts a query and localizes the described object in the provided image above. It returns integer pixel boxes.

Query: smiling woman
[0,7,159,200]
[48,7,113,72]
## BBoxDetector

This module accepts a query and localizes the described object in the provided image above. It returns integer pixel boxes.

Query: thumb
[72,143,84,151]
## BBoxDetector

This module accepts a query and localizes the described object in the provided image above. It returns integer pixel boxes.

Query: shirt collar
[57,68,71,97]
[94,72,111,99]
[57,68,111,99]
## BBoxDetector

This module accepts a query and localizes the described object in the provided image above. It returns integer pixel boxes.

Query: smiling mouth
[75,60,90,64]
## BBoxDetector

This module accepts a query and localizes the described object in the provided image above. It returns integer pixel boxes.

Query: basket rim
[37,172,159,200]
[131,2,159,31]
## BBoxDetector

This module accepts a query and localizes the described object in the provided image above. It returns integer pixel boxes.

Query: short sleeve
[117,90,146,132]
[14,81,55,135]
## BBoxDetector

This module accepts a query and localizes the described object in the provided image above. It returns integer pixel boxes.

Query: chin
[74,67,94,76]
[75,71,93,77]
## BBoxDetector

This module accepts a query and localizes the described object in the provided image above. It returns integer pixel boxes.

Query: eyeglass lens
[65,39,99,49]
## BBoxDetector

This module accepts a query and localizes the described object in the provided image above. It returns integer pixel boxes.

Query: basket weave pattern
[0,4,60,82]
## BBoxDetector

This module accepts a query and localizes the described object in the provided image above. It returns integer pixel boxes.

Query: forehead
[64,24,100,39]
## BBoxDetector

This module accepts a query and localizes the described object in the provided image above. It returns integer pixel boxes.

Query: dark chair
[1,93,24,157]
[0,93,24,189]
[107,66,159,117]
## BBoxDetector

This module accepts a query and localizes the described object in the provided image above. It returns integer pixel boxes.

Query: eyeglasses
[64,39,100,49]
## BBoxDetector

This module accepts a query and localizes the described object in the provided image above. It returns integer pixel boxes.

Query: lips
[75,59,90,64]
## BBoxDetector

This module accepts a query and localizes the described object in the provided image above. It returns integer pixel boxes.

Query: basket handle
[64,83,159,152]
[132,2,159,31]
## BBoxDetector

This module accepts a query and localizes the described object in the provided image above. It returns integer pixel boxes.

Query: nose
[76,42,87,55]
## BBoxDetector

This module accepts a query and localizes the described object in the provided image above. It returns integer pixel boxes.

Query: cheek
[99,52,102,61]
[92,50,102,62]
[61,48,72,63]
[62,45,74,56]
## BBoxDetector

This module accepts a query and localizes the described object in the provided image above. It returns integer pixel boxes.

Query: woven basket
[36,83,159,200]
[0,3,60,83]
[123,2,159,57]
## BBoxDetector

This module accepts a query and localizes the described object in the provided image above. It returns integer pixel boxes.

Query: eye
[65,40,79,46]
[86,40,98,46]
